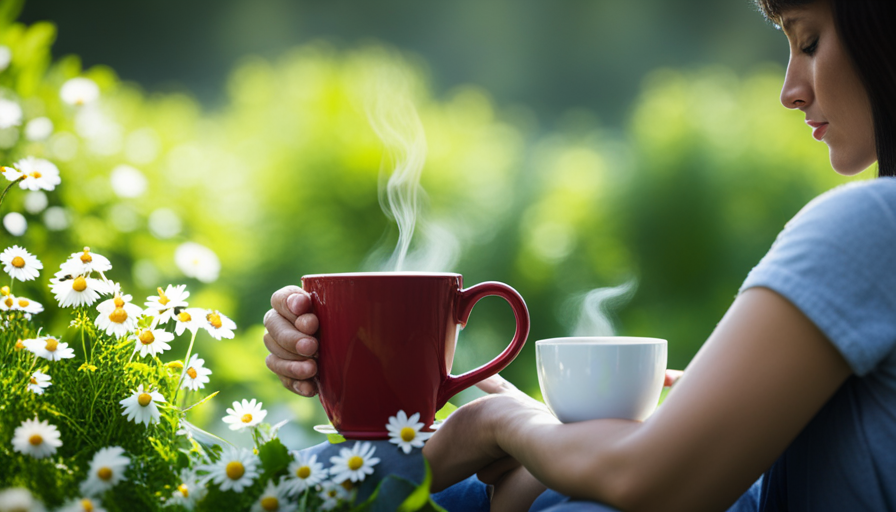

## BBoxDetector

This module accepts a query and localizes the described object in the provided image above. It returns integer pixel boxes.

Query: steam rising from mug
[570,280,637,337]
[364,66,459,272]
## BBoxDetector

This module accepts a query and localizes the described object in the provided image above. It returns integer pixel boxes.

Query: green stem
[172,329,199,405]
[0,176,23,210]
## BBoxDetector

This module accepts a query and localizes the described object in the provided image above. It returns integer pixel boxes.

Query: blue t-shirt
[735,177,896,511]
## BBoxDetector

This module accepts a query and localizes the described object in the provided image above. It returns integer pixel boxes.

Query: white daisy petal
[119,384,165,427]
[11,417,62,459]
[386,410,433,454]
[329,441,380,484]
[222,398,267,431]
[79,446,130,496]
[198,445,260,493]
[1,245,42,282]
[284,452,326,496]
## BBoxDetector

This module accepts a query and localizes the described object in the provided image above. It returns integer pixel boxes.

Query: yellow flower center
[30,171,42,179]
[29,434,43,446]
[113,296,125,308]
[328,489,338,498]
[30,376,37,385]
[297,465,311,479]
[341,480,354,491]
[109,307,128,324]
[178,311,192,322]
[187,367,198,379]
[80,248,93,263]
[261,497,279,511]
[82,498,94,512]
[138,330,155,345]
[348,455,364,471]
[178,483,189,497]
[207,312,223,329]
[72,276,88,292]
[18,298,29,307]
[137,393,153,407]
[4,297,12,307]
[157,287,170,305]
[45,338,58,352]
[400,427,416,443]
[241,413,253,423]
[0,285,9,295]
[97,467,113,481]
[14,339,24,350]
[225,461,245,480]
[11,256,25,268]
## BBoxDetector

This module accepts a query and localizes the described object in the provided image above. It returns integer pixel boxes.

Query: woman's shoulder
[791,177,896,229]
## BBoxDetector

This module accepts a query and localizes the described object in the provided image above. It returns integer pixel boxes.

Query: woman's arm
[425,287,851,512]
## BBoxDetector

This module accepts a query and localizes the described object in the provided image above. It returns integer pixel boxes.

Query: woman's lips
[806,121,829,141]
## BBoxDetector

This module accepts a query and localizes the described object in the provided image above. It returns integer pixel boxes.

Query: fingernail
[287,294,301,315]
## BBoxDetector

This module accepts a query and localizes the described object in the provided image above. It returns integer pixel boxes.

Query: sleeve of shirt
[739,180,896,376]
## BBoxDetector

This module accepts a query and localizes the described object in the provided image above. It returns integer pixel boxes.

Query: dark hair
[755,0,896,177]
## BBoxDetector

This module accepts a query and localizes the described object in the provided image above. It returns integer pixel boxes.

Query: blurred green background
[3,0,861,448]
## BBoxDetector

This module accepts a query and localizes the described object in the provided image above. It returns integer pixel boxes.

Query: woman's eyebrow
[781,16,804,34]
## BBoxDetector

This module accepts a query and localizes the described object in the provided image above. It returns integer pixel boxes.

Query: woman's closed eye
[801,37,819,56]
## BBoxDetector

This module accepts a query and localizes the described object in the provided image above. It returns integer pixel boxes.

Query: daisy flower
[223,399,267,431]
[80,446,130,496]
[11,417,62,459]
[318,481,351,511]
[23,336,75,362]
[14,296,44,315]
[0,98,22,129]
[60,77,100,106]
[27,370,51,395]
[204,310,236,340]
[173,307,208,336]
[119,384,164,427]
[199,445,260,493]
[131,327,174,359]
[1,245,42,281]
[0,294,15,312]
[51,274,108,308]
[8,157,61,192]
[169,469,206,510]
[0,487,47,512]
[60,247,112,275]
[285,452,326,496]
[58,497,105,512]
[175,242,220,283]
[95,292,142,338]
[181,353,212,391]
[144,284,189,325]
[329,441,380,484]
[386,410,433,454]
[252,478,296,512]
[25,116,54,141]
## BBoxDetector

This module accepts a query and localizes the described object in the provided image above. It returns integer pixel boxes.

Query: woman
[262,0,896,509]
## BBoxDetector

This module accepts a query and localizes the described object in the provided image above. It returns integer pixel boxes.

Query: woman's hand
[423,374,556,493]
[262,286,321,397]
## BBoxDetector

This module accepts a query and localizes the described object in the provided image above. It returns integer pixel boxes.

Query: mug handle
[436,281,531,409]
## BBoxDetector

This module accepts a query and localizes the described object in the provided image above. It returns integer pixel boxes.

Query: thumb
[475,374,519,395]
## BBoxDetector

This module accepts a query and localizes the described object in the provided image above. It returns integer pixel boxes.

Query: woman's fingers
[263,309,319,357]
[265,353,318,382]
[665,369,684,387]
[270,285,312,323]
[277,374,319,397]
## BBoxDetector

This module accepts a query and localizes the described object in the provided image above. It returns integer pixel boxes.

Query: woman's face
[779,1,876,175]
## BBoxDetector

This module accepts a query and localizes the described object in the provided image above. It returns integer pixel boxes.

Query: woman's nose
[780,57,813,110]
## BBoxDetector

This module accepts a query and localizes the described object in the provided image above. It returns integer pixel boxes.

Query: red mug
[302,272,530,439]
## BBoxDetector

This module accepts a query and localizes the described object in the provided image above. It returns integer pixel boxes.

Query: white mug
[536,337,667,422]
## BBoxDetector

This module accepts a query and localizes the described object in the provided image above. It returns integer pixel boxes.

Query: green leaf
[397,458,432,512]
[327,433,347,444]
[435,402,457,421]
[182,390,219,412]
[258,437,291,477]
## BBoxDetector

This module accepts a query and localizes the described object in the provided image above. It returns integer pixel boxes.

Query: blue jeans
[432,473,765,512]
